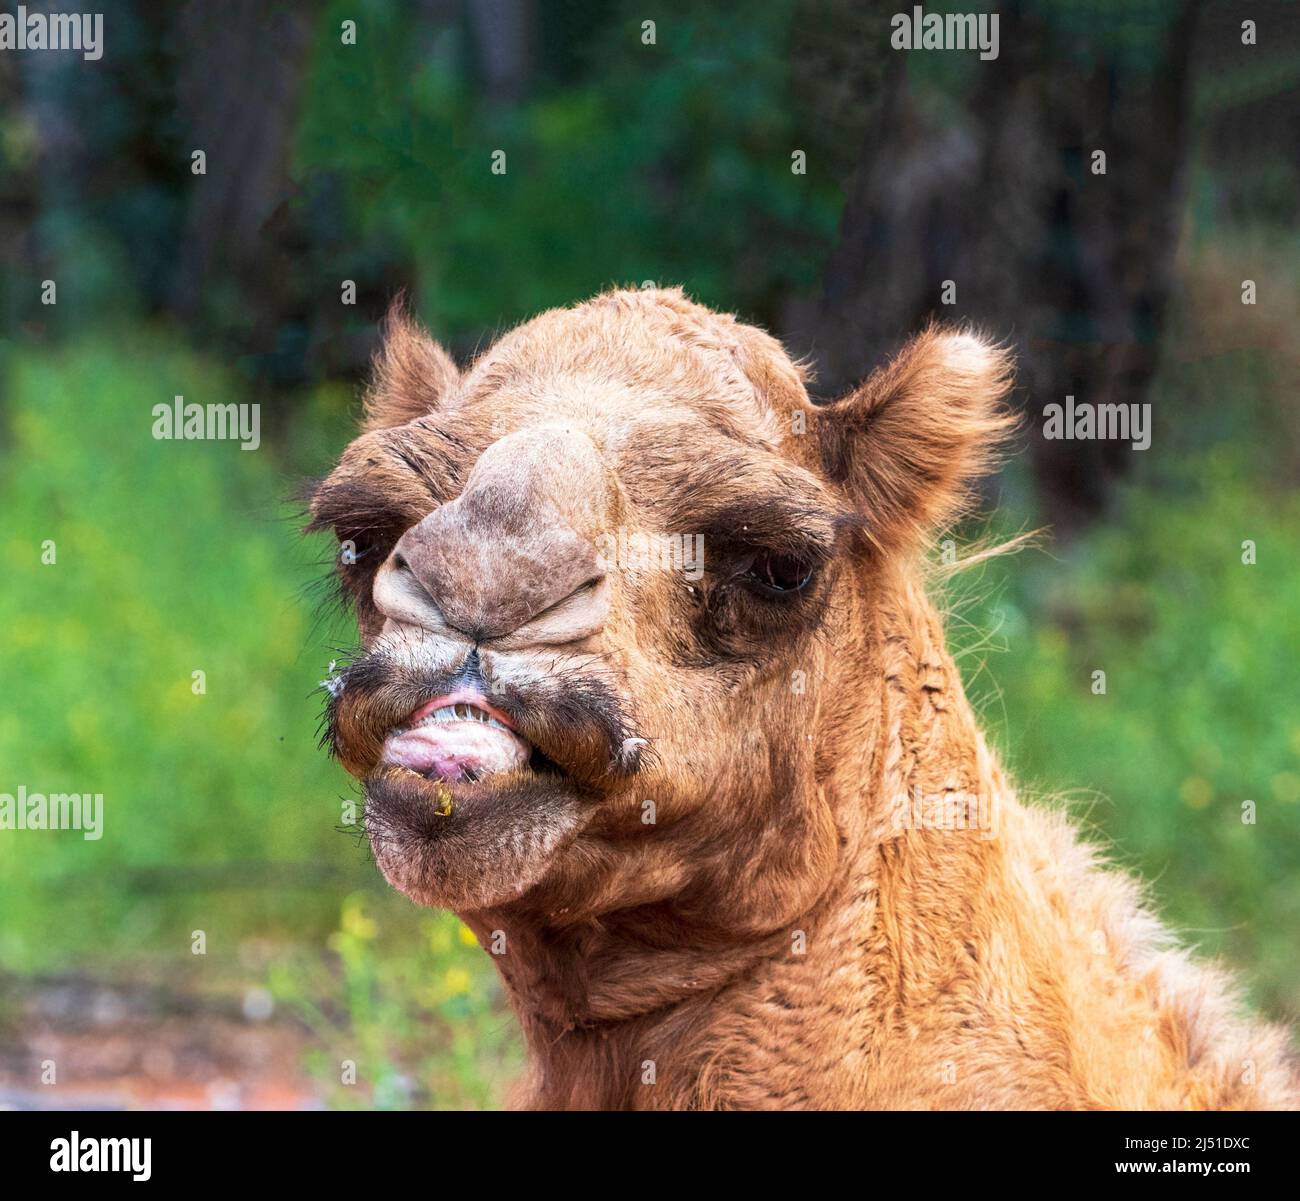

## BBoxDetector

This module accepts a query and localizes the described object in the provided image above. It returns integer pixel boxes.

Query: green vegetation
[0,335,351,968]
[269,897,522,1109]
[293,0,844,340]
[952,450,1300,1023]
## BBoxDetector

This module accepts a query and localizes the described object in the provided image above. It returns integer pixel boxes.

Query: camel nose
[378,425,612,644]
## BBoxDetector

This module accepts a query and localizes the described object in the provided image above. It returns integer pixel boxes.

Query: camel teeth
[413,704,508,731]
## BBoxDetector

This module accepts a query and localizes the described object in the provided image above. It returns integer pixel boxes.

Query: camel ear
[361,304,460,431]
[816,326,1015,554]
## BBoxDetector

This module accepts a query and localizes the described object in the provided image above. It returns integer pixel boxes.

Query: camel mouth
[361,683,591,909]
[380,689,534,784]
[324,651,638,794]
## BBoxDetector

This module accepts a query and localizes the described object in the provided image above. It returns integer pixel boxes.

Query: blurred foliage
[0,333,515,1103]
[0,336,351,967]
[943,232,1300,1023]
[950,446,1300,1023]
[293,0,843,340]
[269,895,520,1109]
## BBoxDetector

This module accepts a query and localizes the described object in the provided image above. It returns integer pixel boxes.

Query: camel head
[309,287,1013,929]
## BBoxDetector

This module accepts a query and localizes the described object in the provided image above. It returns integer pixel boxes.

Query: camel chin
[362,765,589,912]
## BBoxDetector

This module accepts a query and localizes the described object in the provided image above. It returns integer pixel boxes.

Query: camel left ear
[361,303,460,431]
[816,326,1016,554]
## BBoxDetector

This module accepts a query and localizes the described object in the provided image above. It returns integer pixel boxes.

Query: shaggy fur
[309,287,1297,1110]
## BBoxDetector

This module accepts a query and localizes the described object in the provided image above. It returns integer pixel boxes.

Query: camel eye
[740,550,815,597]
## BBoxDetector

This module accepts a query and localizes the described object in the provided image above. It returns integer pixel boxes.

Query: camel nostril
[393,553,409,572]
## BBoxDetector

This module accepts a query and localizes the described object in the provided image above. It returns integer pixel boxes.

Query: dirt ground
[0,972,322,1110]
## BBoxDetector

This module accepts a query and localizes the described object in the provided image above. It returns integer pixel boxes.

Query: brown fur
[310,287,1297,1110]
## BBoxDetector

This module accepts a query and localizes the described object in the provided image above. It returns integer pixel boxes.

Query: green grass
[948,447,1300,1027]
[0,333,348,964]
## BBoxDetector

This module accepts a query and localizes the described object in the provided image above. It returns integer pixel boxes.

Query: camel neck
[474,567,997,1107]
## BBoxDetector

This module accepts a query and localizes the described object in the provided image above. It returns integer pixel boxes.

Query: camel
[308,286,1297,1109]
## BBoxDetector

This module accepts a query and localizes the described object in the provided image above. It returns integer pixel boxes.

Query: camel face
[310,287,1011,916]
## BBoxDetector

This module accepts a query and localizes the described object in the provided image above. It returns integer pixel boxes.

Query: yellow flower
[340,897,377,940]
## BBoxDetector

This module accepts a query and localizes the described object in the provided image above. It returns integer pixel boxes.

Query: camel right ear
[361,305,460,431]
[815,326,1015,555]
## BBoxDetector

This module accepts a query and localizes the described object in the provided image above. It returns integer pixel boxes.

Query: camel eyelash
[708,528,835,571]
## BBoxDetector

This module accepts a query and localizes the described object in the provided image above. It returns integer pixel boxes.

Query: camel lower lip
[381,691,531,782]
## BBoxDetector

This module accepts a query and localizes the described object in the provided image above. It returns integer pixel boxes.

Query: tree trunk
[797,0,1200,534]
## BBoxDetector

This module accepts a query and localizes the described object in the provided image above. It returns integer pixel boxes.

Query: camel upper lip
[350,670,627,788]
[403,689,518,732]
